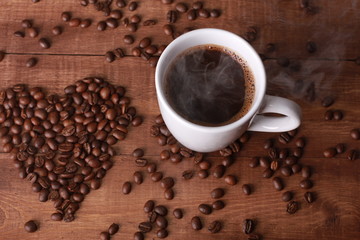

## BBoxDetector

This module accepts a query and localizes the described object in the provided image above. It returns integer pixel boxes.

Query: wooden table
[1,0,359,239]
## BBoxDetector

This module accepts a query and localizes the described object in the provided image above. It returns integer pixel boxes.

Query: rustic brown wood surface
[0,0,360,239]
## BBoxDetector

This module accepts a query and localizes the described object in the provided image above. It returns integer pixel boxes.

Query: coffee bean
[224,175,237,185]
[176,2,188,12]
[27,27,38,38]
[299,179,313,189]
[133,171,143,185]
[97,21,107,31]
[259,157,270,168]
[80,19,91,28]
[199,160,211,170]
[242,184,251,195]
[139,37,151,48]
[287,201,299,214]
[263,139,273,149]
[243,219,254,234]
[262,168,274,178]
[134,232,144,240]
[249,157,259,168]
[61,12,71,22]
[294,148,303,158]
[106,18,119,28]
[14,31,25,38]
[211,188,225,199]
[151,172,163,182]
[272,177,284,191]
[285,156,298,166]
[69,18,81,27]
[222,156,234,167]
[182,170,194,180]
[306,41,317,53]
[198,169,208,179]
[154,205,168,216]
[21,19,32,28]
[304,192,315,203]
[210,9,220,18]
[107,223,120,235]
[323,147,336,158]
[350,129,360,140]
[301,165,311,178]
[51,212,63,221]
[128,2,137,11]
[212,200,225,210]
[110,10,123,20]
[191,216,202,230]
[132,116,143,126]
[161,177,175,189]
[291,164,302,174]
[161,0,173,4]
[39,38,51,49]
[116,0,126,8]
[208,220,222,233]
[279,132,291,144]
[280,166,292,177]
[173,208,183,219]
[24,220,38,232]
[156,215,168,228]
[122,181,132,194]
[347,149,358,160]
[143,200,155,213]
[164,188,174,200]
[170,153,182,163]
[219,147,232,156]
[26,57,38,68]
[321,96,334,107]
[324,110,334,120]
[333,110,343,120]
[145,45,158,55]
[213,165,226,178]
[157,229,168,238]
[187,9,197,20]
[268,148,278,159]
[143,19,156,26]
[282,191,293,202]
[163,24,173,36]
[336,143,346,154]
[105,51,115,63]
[270,160,279,171]
[198,203,212,215]
[132,148,144,158]
[100,232,110,240]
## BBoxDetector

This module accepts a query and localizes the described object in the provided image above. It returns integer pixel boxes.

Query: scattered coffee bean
[249,157,259,168]
[97,21,107,31]
[212,200,225,210]
[321,96,334,107]
[106,18,119,28]
[224,175,237,185]
[263,139,273,149]
[242,184,251,195]
[287,201,299,214]
[259,157,270,168]
[69,18,81,27]
[151,172,163,182]
[323,147,337,158]
[198,203,212,215]
[154,205,168,216]
[24,220,38,233]
[38,38,51,49]
[143,19,156,26]
[80,19,92,28]
[163,24,173,36]
[14,31,25,38]
[280,166,292,177]
[52,26,62,35]
[157,228,168,238]
[199,9,210,18]
[182,170,194,180]
[134,232,144,240]
[27,27,38,38]
[176,2,188,13]
[299,179,313,189]
[108,223,120,235]
[122,181,132,194]
[26,57,38,68]
[143,200,155,213]
[132,148,144,158]
[282,191,293,202]
[324,110,334,120]
[301,165,311,178]
[270,160,279,171]
[213,165,226,178]
[199,160,211,170]
[291,164,302,174]
[133,171,143,185]
[51,212,63,221]
[272,177,284,191]
[21,19,32,28]
[191,216,202,230]
[304,192,315,203]
[211,188,225,199]
[100,232,110,240]
[243,219,255,234]
[279,132,291,144]
[167,10,177,23]
[210,9,220,18]
[61,12,71,22]
[116,0,126,8]
[139,37,151,48]
[347,149,358,160]
[130,15,141,23]
[187,9,197,20]
[350,129,360,140]
[138,221,152,233]
[262,168,274,178]
[128,1,138,11]
[161,177,175,189]
[208,220,222,233]
[333,110,343,120]
[173,208,183,219]
[105,51,115,63]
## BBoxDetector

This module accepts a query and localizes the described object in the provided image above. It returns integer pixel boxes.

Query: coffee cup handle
[248,95,301,132]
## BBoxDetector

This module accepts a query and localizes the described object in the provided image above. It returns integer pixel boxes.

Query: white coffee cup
[155,28,301,152]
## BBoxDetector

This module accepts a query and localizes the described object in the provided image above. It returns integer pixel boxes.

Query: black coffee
[164,44,254,126]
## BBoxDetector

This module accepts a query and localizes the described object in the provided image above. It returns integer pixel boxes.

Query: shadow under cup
[155,28,266,152]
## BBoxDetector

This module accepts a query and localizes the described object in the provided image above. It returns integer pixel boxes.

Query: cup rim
[155,28,266,133]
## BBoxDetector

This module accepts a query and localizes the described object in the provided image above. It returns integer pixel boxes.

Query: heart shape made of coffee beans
[0,76,142,222]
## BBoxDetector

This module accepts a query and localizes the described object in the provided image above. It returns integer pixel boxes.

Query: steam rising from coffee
[164,45,254,126]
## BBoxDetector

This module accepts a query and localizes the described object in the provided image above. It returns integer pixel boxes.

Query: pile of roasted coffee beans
[0,77,142,225]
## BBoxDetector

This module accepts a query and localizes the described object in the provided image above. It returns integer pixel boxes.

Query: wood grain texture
[0,0,360,240]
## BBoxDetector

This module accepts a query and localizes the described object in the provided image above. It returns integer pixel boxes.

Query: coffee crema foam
[164,44,255,127]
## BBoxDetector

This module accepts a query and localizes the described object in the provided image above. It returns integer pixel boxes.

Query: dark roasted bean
[350,129,360,140]
[208,220,222,233]
[272,177,284,191]
[243,219,254,234]
[224,175,237,185]
[24,220,38,232]
[304,192,315,203]
[191,216,202,230]
[287,201,299,214]
[173,208,183,219]
[323,147,337,158]
[122,181,131,194]
[282,191,293,202]
[347,149,358,160]
[299,179,313,189]
[242,184,251,195]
